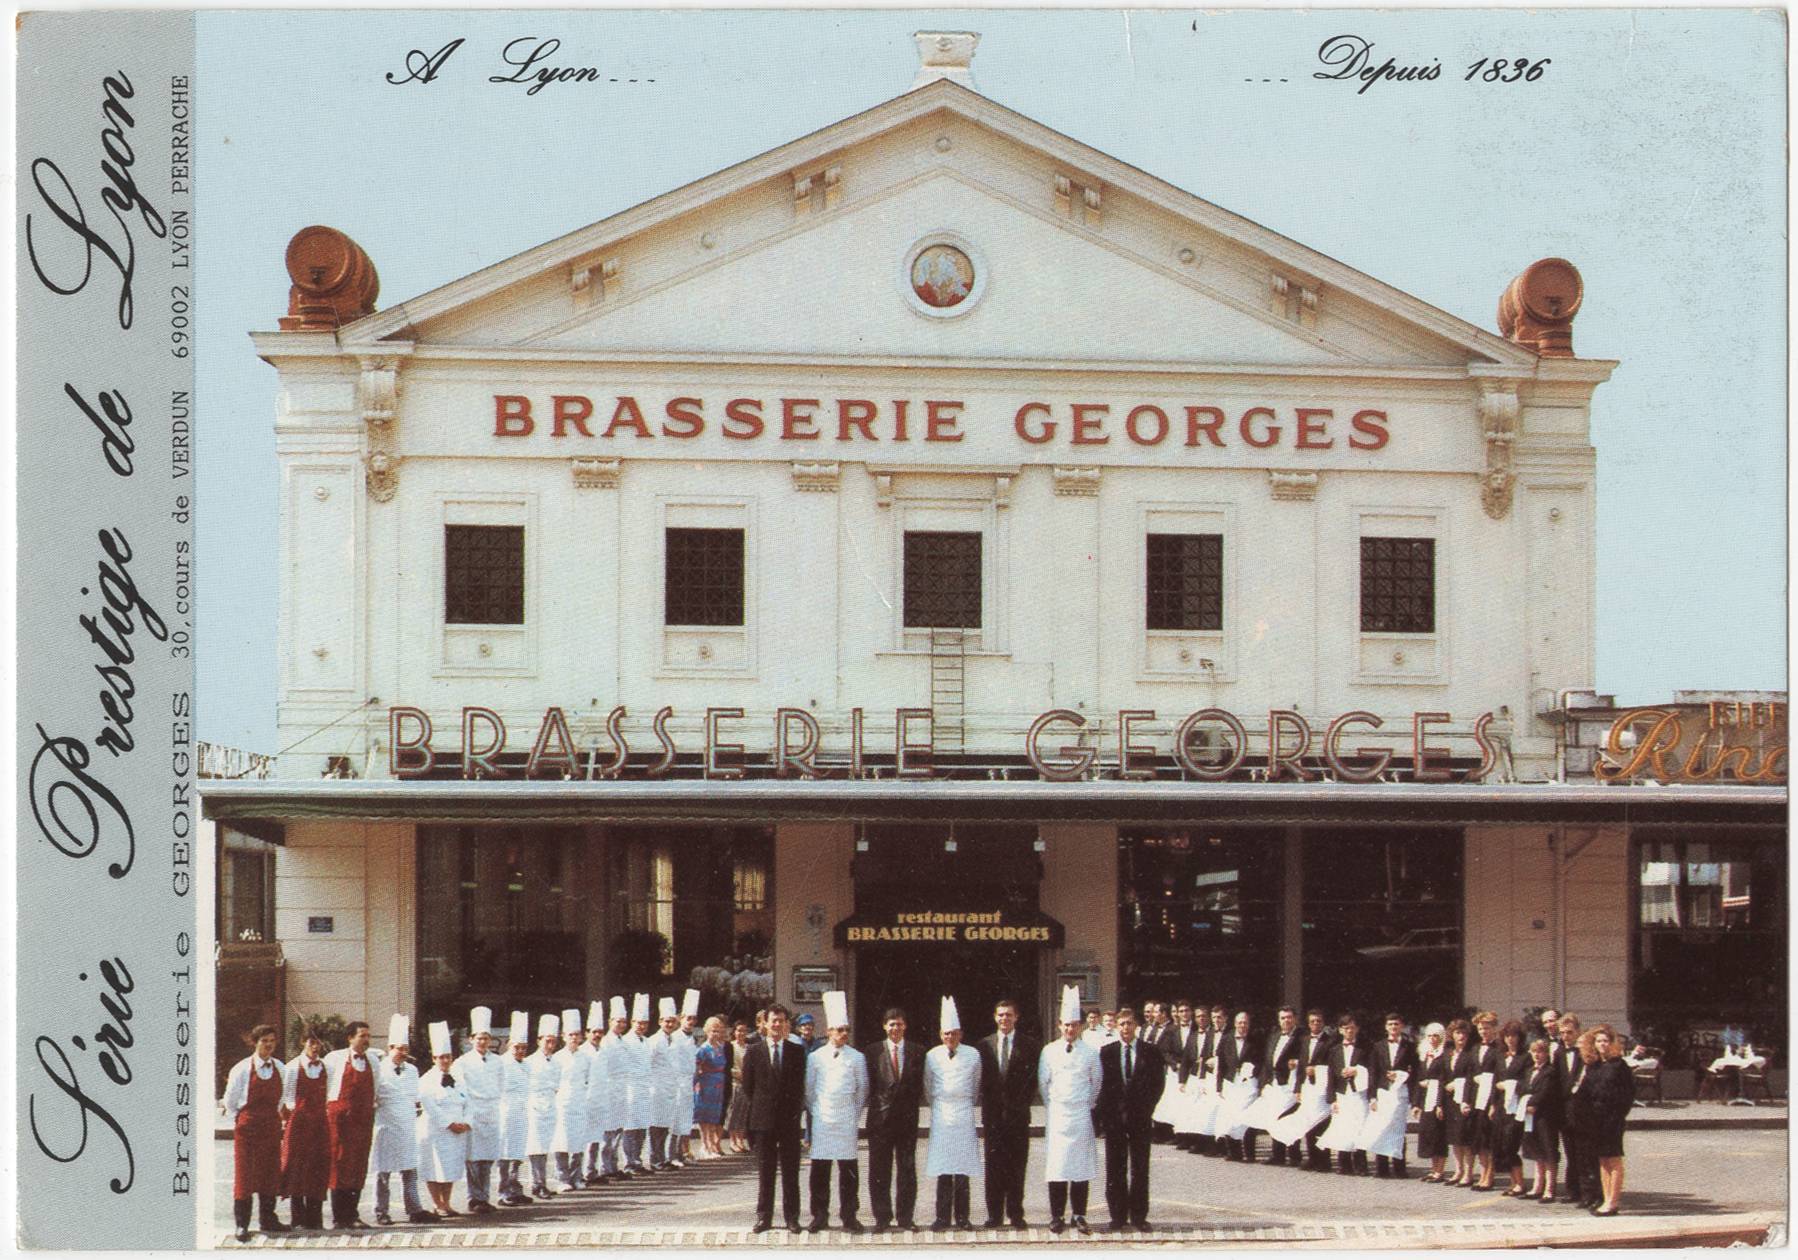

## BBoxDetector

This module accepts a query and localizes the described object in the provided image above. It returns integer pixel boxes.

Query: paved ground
[215,1123,1786,1248]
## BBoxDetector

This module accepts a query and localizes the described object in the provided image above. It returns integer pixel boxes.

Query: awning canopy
[200,778,1788,833]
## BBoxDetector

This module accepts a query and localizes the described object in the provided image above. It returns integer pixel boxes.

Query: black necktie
[394,1064,402,1075]
[772,1043,780,1073]
[1124,1045,1133,1081]
[1001,1035,1010,1074]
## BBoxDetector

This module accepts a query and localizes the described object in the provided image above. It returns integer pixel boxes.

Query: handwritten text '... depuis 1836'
[1313,34,1550,94]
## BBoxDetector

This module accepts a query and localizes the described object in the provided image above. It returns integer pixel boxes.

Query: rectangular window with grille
[903,530,982,628]
[665,527,745,626]
[444,524,525,625]
[1359,536,1435,633]
[1146,533,1223,631]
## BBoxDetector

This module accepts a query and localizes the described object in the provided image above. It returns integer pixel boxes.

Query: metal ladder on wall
[929,628,967,756]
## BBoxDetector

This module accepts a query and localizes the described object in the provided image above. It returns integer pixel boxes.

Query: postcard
[16,7,1786,1251]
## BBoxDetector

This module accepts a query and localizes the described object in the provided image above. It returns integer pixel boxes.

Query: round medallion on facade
[901,233,986,319]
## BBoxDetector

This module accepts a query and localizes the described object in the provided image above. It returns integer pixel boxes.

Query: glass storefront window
[1118,829,1284,1014]
[1302,827,1461,1021]
[1631,829,1784,1055]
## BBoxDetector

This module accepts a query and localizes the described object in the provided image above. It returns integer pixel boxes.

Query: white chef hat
[387,1013,410,1048]
[631,993,650,1023]
[588,1000,606,1031]
[682,989,701,1018]
[428,1020,452,1058]
[658,996,677,1020]
[469,1006,492,1037]
[610,995,627,1022]
[1059,985,1083,1024]
[823,991,849,1031]
[538,1012,560,1038]
[940,996,961,1033]
[562,1007,582,1035]
[509,1011,530,1044]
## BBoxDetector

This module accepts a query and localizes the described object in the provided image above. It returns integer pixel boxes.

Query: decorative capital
[572,456,621,490]
[1052,465,1101,497]
[1478,381,1522,519]
[1268,469,1320,501]
[365,451,399,502]
[358,356,400,427]
[791,460,841,493]
[873,472,894,508]
[993,474,1013,509]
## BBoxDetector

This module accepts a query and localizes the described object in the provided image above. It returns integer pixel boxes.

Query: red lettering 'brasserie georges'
[493,394,1392,450]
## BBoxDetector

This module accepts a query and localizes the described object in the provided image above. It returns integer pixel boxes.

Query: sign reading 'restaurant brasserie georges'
[387,704,1501,783]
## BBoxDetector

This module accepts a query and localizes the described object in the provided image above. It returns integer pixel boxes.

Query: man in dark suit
[1218,1011,1266,1162]
[1299,1009,1337,1171]
[974,998,1040,1228]
[1552,1014,1586,1203]
[863,1007,924,1232]
[1261,1007,1306,1166]
[1096,1008,1164,1232]
[1370,1013,1421,1178]
[742,1004,808,1232]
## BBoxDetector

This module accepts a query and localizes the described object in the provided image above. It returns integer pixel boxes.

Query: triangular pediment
[345,81,1536,373]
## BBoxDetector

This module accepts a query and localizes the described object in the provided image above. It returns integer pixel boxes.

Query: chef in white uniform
[417,1021,472,1216]
[496,1011,532,1205]
[803,990,869,1231]
[453,1006,502,1213]
[524,1013,563,1197]
[1039,985,1102,1234]
[552,1006,590,1190]
[596,996,631,1180]
[923,996,982,1230]
[372,1014,432,1225]
[672,989,702,1164]
[647,997,683,1169]
[579,1000,607,1184]
[620,994,654,1174]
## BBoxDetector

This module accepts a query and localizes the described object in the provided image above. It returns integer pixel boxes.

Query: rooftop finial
[911,31,979,91]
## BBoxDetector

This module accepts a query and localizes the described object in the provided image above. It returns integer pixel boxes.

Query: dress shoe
[1049,1219,1067,1234]
[954,1217,974,1230]
[928,1219,951,1231]
[897,1219,918,1231]
[471,1201,497,1214]
[842,1218,865,1233]
[751,1220,772,1234]
[343,1218,370,1230]
[784,1219,803,1233]
[235,1227,252,1243]
[806,1219,827,1234]
[1107,1220,1130,1234]
[982,1217,1005,1229]
[1074,1216,1092,1236]
[1133,1218,1152,1232]
[408,1210,440,1223]
[1011,1217,1028,1229]
[375,1213,394,1226]
[261,1220,293,1233]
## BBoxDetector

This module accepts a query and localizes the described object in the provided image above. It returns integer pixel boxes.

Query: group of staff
[1133,1001,1635,1215]
[223,991,726,1241]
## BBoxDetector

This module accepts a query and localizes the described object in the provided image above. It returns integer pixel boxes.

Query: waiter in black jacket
[1194,1006,1228,1155]
[1096,1008,1164,1233]
[863,1007,925,1232]
[1370,1013,1422,1178]
[1300,1010,1337,1171]
[1326,1012,1375,1176]
[1551,1014,1586,1203]
[742,1004,808,1233]
[1262,1007,1306,1166]
[1159,1003,1199,1148]
[976,998,1040,1229]
[1218,1011,1265,1163]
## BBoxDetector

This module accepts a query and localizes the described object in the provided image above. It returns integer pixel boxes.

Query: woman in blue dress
[693,1016,730,1157]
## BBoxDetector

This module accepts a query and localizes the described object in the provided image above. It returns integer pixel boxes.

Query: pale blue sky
[196,8,1786,751]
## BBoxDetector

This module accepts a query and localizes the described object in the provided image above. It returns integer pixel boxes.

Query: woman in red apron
[227,1024,290,1241]
[281,1029,332,1230]
[327,1021,377,1229]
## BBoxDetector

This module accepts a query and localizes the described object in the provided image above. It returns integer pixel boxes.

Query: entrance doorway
[855,942,1041,1044]
[845,823,1050,1042]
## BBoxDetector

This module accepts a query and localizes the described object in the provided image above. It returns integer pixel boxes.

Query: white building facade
[209,40,1782,1065]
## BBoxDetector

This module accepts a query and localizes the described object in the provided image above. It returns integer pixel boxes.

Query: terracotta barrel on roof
[279,225,380,331]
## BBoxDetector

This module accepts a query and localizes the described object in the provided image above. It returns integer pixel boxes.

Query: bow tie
[441,1073,454,1087]
[393,1064,403,1075]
